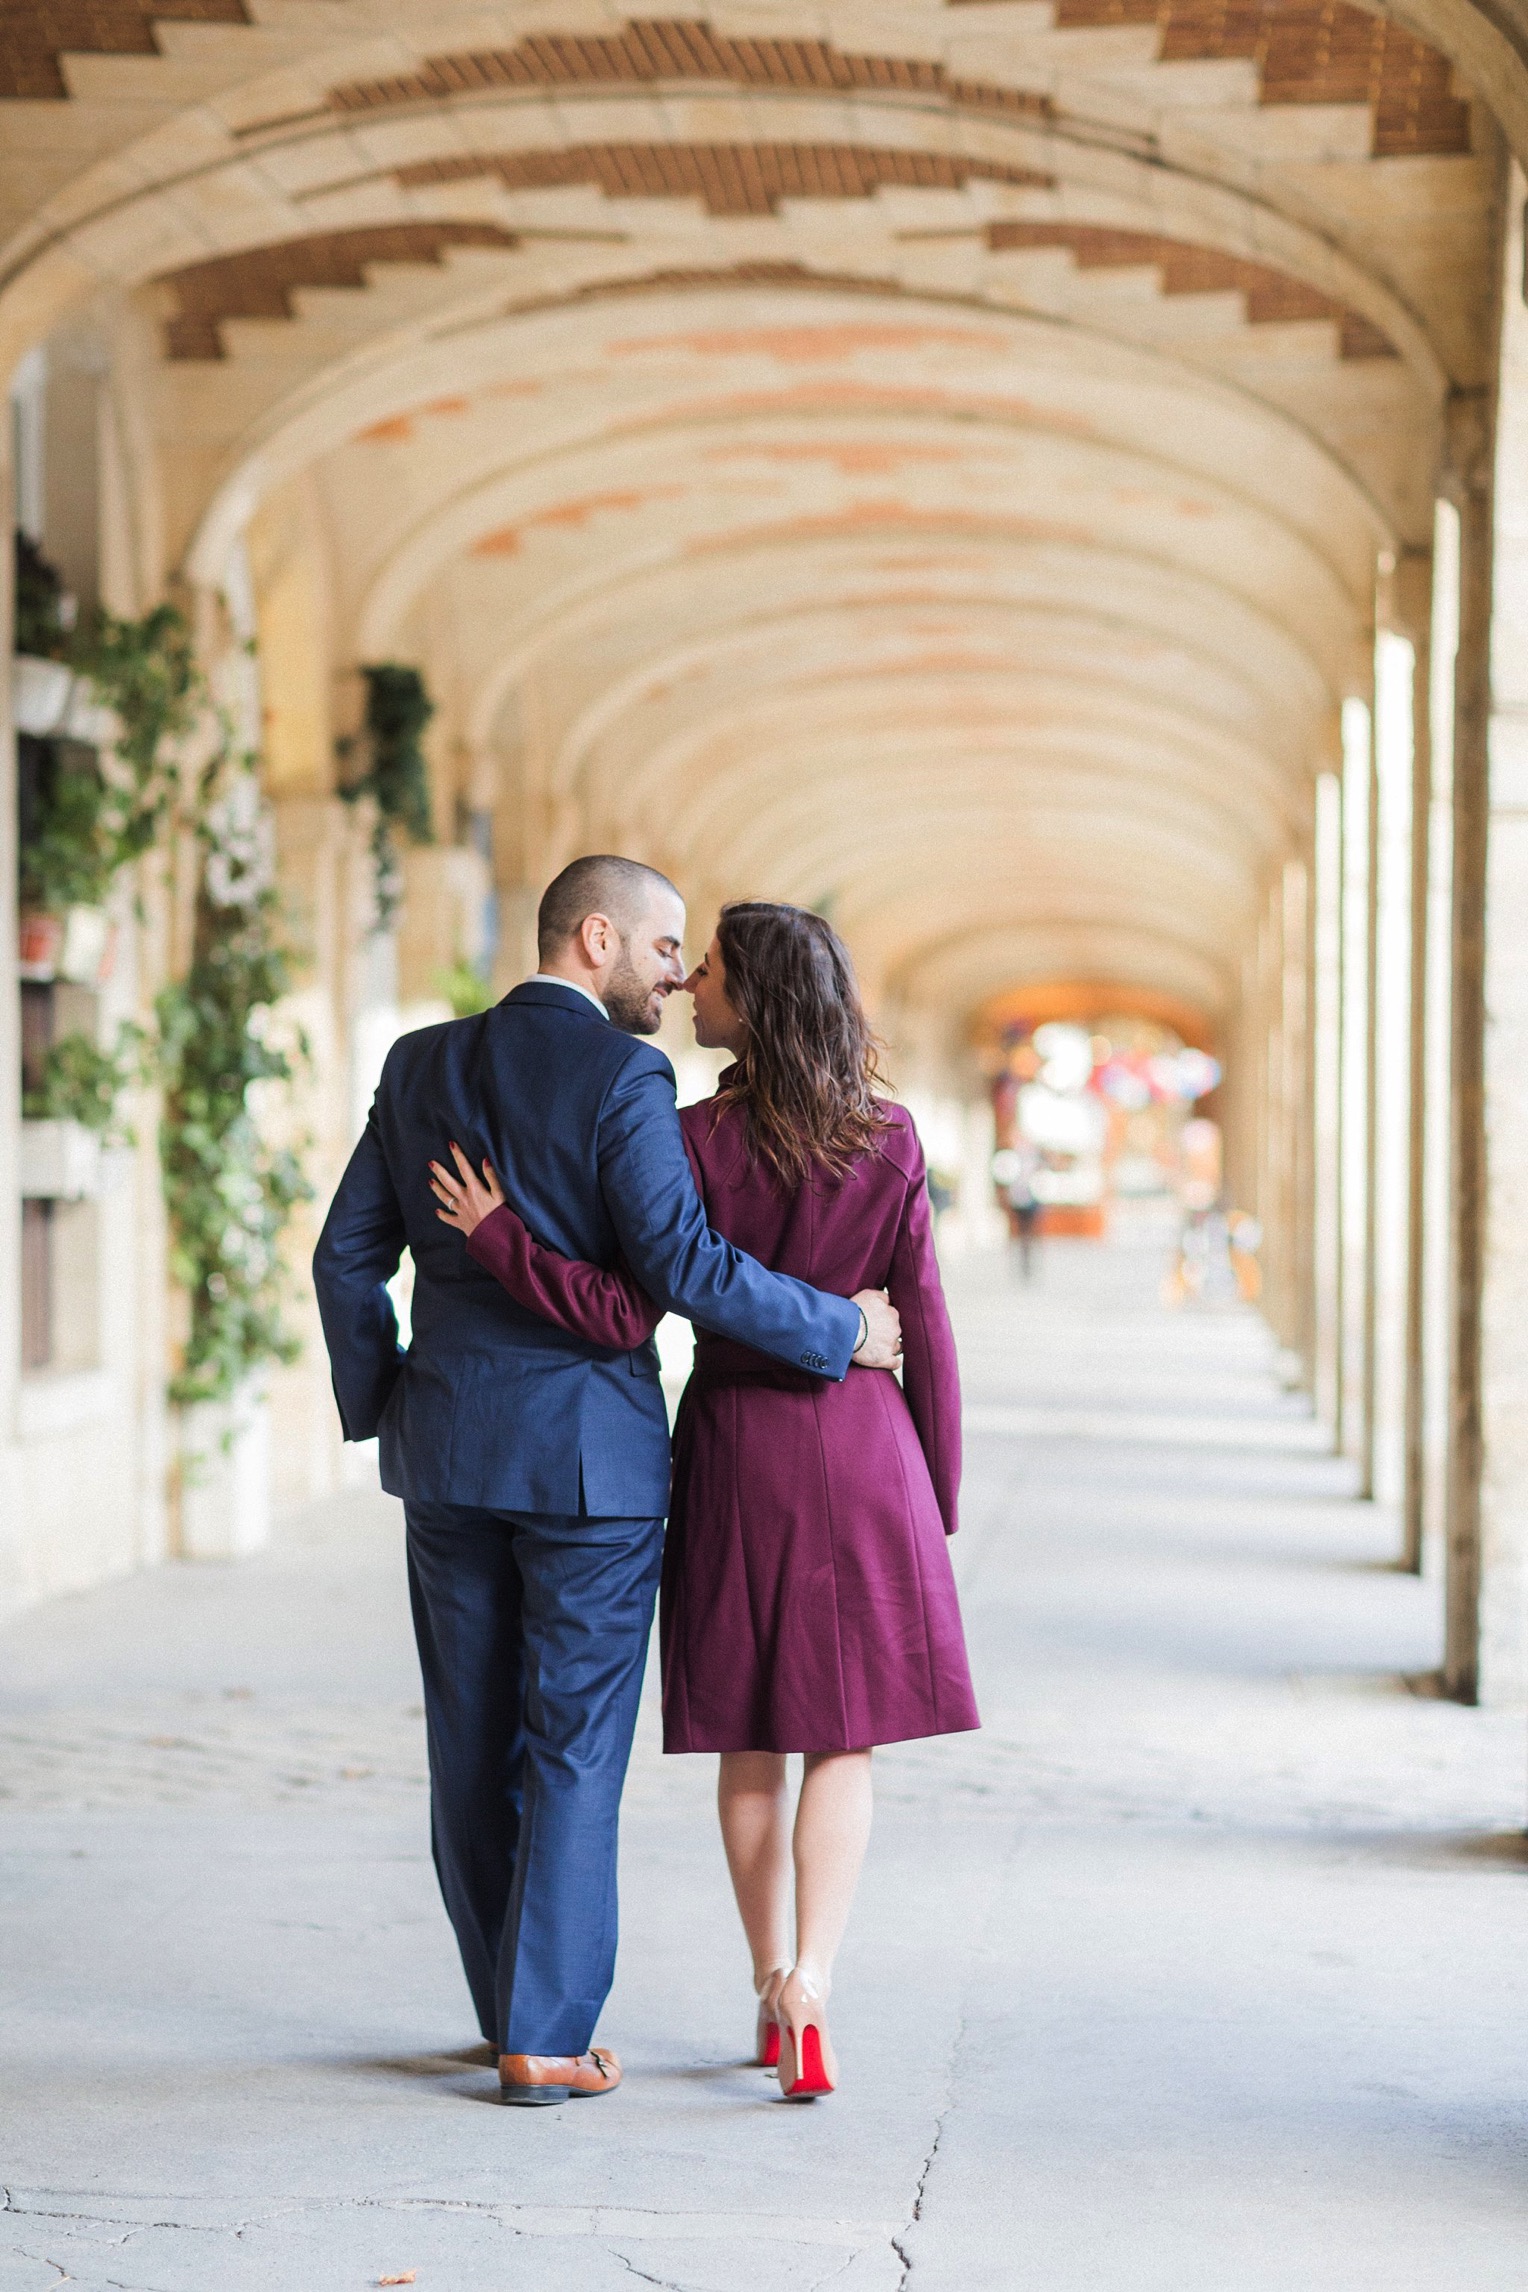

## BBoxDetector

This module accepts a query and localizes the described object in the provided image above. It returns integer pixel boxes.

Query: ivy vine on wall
[14,539,217,888]
[338,661,435,928]
[22,1026,147,1147]
[13,536,313,1407]
[156,760,313,1407]
[17,593,197,916]
[156,727,313,1409]
[73,604,199,883]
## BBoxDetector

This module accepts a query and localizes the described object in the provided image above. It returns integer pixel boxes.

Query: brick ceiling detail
[324,20,1050,126]
[157,224,518,359]
[320,9,1469,161]
[961,0,1469,155]
[154,235,1394,364]
[0,0,247,102]
[395,144,1053,215]
[985,224,1396,356]
[521,255,1396,362]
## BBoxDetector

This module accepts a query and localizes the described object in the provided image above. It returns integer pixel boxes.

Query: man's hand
[851,1288,902,1370]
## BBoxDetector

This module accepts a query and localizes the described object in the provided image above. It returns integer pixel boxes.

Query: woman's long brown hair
[712,901,888,1186]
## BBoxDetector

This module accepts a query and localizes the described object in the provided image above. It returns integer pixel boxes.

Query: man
[313,856,900,2105]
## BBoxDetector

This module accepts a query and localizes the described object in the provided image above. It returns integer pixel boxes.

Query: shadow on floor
[1282,1826,1528,1871]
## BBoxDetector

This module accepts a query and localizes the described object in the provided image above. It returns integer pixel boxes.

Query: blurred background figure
[1170,1199,1240,1307]
[1227,1212,1264,1304]
[992,1141,1042,1281]
[1161,1116,1262,1308]
[926,1163,959,1239]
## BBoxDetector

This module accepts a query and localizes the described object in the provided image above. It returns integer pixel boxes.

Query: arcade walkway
[3,1242,1526,2291]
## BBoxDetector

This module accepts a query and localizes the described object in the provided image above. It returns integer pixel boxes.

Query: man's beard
[603,944,664,1035]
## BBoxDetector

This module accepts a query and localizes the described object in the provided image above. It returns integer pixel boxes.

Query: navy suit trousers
[404,1501,664,2057]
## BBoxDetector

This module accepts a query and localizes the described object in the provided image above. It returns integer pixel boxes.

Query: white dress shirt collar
[532,972,609,1020]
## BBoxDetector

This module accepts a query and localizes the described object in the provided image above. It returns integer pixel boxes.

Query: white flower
[203,771,276,907]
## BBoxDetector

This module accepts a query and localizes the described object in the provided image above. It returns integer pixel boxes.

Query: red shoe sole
[783,2023,835,2097]
[758,2023,781,2070]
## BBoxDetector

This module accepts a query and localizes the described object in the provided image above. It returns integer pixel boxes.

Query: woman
[428,902,978,2099]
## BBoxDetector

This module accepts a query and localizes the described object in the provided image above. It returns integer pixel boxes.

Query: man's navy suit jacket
[312,978,861,1517]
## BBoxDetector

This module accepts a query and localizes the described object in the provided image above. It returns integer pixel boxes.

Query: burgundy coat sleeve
[887,1129,963,1535]
[464,1201,664,1350]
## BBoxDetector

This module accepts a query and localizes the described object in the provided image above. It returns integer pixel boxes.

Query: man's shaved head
[536,855,687,1033]
[536,854,680,961]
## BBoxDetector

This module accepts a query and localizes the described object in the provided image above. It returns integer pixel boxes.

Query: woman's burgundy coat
[467,1094,979,1754]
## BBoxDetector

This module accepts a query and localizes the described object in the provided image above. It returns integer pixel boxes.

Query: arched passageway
[6,0,1528,2260]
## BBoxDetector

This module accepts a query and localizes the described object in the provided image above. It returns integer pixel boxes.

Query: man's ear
[578,911,616,967]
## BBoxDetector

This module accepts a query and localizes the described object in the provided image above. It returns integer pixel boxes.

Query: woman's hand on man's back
[429,1140,507,1237]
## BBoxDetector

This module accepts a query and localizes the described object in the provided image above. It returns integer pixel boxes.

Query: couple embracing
[313,857,978,2106]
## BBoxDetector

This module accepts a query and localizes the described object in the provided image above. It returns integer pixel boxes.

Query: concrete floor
[4,1238,1528,2290]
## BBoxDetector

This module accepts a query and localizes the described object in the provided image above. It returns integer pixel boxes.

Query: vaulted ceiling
[0,0,1510,1043]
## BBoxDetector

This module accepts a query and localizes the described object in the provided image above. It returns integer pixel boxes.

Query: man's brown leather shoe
[498,2047,621,2106]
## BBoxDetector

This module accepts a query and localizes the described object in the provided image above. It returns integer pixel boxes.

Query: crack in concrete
[4,2209,236,2238]
[609,2250,686,2291]
[3,2188,261,2241]
[813,2246,864,2290]
[891,2010,966,2286]
[607,2234,864,2292]
[888,1712,1035,2289]
[9,2252,73,2286]
[4,2188,889,2268]
[6,2179,890,2289]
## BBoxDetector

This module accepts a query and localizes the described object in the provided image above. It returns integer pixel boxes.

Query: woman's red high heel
[787,2025,834,2096]
[755,1968,788,2069]
[777,1969,837,2099]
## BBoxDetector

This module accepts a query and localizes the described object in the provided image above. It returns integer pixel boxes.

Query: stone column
[1312,767,1344,1439]
[1462,163,1528,1706]
[1280,855,1313,1377]
[267,795,355,1510]
[1386,555,1433,1570]
[1339,695,1375,1482]
[1420,507,1460,1580]
[1260,863,1307,1365]
[1238,913,1270,1262]
[1442,385,1494,1697]
[1369,617,1421,1515]
[1447,143,1521,1696]
[1255,886,1281,1331]
[1361,674,1382,1501]
[1298,843,1320,1387]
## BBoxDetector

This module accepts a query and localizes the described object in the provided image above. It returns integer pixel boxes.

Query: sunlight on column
[1339,696,1372,1473]
[1372,631,1415,1509]
[1313,770,1343,1438]
[1421,501,1461,1569]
